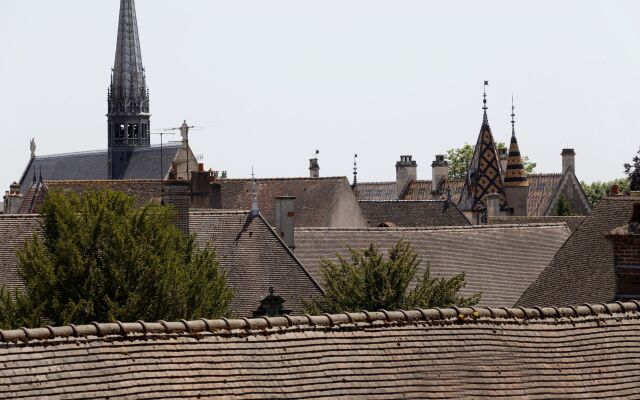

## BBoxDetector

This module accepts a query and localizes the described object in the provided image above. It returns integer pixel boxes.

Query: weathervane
[352,153,358,187]
[483,80,489,111]
[511,95,516,134]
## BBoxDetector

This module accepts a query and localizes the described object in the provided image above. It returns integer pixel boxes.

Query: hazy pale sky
[1,0,638,187]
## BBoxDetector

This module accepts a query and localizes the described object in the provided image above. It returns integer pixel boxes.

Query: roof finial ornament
[251,167,259,217]
[352,153,358,187]
[30,138,36,159]
[482,80,489,124]
[511,95,516,135]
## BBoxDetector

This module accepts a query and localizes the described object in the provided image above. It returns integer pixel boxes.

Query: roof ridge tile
[2,301,637,343]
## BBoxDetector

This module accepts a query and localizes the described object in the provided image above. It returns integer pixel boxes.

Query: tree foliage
[305,240,480,314]
[554,193,574,216]
[580,179,630,207]
[446,143,536,180]
[625,147,640,191]
[0,190,233,329]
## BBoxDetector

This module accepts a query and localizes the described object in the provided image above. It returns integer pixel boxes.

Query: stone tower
[503,102,529,216]
[107,0,151,179]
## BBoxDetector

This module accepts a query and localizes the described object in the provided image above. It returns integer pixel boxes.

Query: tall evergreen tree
[625,147,640,191]
[305,240,479,314]
[0,190,233,329]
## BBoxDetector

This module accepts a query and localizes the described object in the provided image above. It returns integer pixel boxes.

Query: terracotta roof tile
[359,200,470,227]
[0,215,41,293]
[489,215,586,233]
[189,210,323,316]
[294,224,571,307]
[517,196,637,307]
[1,302,639,398]
[219,177,354,227]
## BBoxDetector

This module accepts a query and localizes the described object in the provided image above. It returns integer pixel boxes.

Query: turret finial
[352,153,358,187]
[482,81,489,124]
[511,95,516,135]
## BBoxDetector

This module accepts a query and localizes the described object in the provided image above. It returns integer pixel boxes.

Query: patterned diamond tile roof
[517,196,638,307]
[1,302,639,399]
[359,200,470,227]
[294,223,571,307]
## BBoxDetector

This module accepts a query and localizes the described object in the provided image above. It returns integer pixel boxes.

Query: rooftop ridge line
[1,301,638,343]
[35,143,181,159]
[294,223,570,232]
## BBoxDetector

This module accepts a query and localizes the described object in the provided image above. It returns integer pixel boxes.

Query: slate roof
[294,224,571,307]
[19,144,182,194]
[359,200,470,227]
[489,215,586,233]
[517,196,639,307]
[0,215,41,293]
[189,210,323,317]
[218,177,358,227]
[526,173,564,216]
[2,301,640,399]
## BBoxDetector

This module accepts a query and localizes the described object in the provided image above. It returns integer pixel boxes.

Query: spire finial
[352,153,358,187]
[511,95,516,135]
[483,81,489,111]
[251,167,259,216]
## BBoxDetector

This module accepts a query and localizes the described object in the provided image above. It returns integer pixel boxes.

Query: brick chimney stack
[3,182,23,214]
[275,196,296,250]
[396,155,417,199]
[562,148,576,174]
[431,155,449,193]
[607,203,640,300]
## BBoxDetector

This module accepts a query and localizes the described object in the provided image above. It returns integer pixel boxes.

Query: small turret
[504,99,530,216]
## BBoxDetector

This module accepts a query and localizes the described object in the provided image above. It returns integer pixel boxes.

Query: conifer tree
[0,190,233,329]
[625,147,640,191]
[305,240,479,314]
[554,193,574,216]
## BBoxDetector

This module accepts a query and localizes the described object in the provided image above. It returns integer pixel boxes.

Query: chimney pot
[396,155,417,199]
[198,163,204,172]
[431,155,449,193]
[561,148,576,174]
[612,184,621,196]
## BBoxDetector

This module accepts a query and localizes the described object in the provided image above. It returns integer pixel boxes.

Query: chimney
[607,203,640,300]
[396,155,417,199]
[562,148,576,174]
[3,182,23,214]
[275,196,296,250]
[498,148,508,173]
[190,170,214,208]
[431,155,449,193]
[309,158,320,178]
[485,193,501,219]
[612,184,621,196]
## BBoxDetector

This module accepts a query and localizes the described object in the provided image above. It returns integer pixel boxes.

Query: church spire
[504,98,529,187]
[107,0,151,179]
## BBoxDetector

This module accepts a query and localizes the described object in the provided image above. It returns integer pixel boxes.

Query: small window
[127,124,133,139]
[133,124,139,138]
[119,124,125,139]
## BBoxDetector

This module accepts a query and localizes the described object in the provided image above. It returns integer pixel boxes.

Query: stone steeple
[107,0,151,179]
[459,82,506,219]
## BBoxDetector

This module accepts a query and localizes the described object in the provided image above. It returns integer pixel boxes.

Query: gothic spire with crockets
[107,0,152,179]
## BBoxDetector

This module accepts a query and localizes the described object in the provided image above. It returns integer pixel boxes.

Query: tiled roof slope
[527,173,564,216]
[359,200,470,227]
[19,144,182,194]
[0,215,41,293]
[517,196,637,307]
[353,181,396,201]
[2,302,640,399]
[489,215,586,233]
[295,224,570,307]
[218,177,362,227]
[189,210,323,317]
[356,174,580,217]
